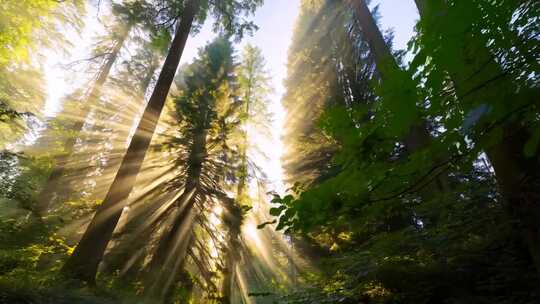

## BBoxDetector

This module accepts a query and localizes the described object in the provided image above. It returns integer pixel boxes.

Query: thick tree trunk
[351,0,426,145]
[415,0,540,272]
[95,60,161,277]
[487,131,540,272]
[37,24,131,215]
[62,0,199,284]
[91,54,161,202]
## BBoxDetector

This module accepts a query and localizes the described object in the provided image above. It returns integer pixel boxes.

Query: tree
[214,44,272,303]
[145,36,237,300]
[273,0,540,302]
[63,0,263,284]
[350,0,449,193]
[36,20,132,214]
[282,0,349,187]
[80,36,167,210]
[235,44,272,203]
[61,0,200,283]
[412,0,540,271]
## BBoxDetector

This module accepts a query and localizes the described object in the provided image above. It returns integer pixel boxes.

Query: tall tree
[282,0,348,186]
[144,37,237,300]
[80,38,164,205]
[63,0,262,284]
[36,20,133,214]
[412,0,540,271]
[274,1,540,302]
[235,44,272,203]
[61,0,199,282]
[215,44,271,303]
[350,0,449,193]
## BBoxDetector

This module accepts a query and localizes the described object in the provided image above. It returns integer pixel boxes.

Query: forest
[0,0,539,303]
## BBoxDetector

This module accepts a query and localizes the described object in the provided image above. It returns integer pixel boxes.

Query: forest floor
[0,284,119,304]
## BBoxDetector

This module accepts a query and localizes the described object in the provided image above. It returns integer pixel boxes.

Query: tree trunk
[91,52,161,203]
[37,24,132,215]
[62,0,199,284]
[146,204,196,302]
[237,111,249,202]
[414,0,540,272]
[351,0,426,145]
[237,132,248,191]
[95,59,161,277]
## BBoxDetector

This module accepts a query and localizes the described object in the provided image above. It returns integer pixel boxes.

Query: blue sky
[373,0,420,50]
[180,0,300,100]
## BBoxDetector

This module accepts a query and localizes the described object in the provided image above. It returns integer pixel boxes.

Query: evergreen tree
[36,19,133,214]
[63,0,263,284]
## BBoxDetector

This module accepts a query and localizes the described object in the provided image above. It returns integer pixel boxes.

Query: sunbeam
[3,0,535,303]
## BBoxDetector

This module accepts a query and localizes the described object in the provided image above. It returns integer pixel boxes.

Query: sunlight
[12,0,540,303]
[235,266,254,304]
[43,3,105,118]
[209,204,222,227]
[243,220,259,242]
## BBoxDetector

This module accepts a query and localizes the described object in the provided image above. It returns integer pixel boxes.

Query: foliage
[1,0,539,303]
[0,0,57,65]
[274,0,540,302]
[0,0,84,148]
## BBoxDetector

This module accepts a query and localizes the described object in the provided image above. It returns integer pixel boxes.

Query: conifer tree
[63,0,263,284]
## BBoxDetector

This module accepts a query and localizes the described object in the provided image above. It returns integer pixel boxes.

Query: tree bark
[415,0,540,272]
[220,249,234,303]
[62,0,199,284]
[37,24,132,215]
[351,0,425,142]
[94,58,161,277]
[237,88,250,202]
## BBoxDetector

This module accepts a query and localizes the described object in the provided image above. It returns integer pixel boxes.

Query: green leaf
[269,206,285,216]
